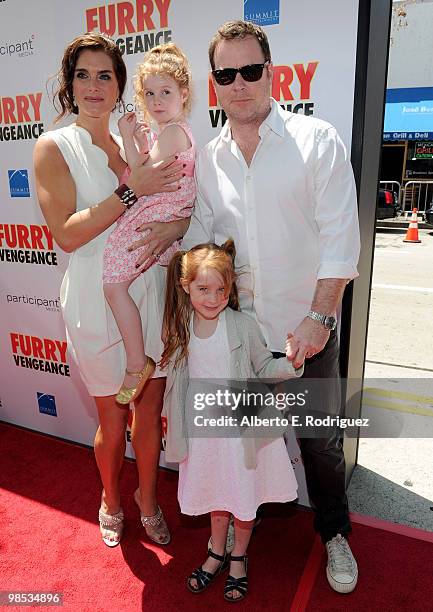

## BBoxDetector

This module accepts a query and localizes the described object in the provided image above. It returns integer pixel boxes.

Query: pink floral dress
[103,122,196,283]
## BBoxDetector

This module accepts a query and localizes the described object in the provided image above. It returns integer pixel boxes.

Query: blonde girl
[161,240,302,602]
[103,43,195,406]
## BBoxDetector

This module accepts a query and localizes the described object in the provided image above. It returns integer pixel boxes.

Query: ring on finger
[153,252,160,260]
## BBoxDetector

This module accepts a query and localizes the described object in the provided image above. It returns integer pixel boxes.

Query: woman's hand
[128,219,190,272]
[127,155,184,197]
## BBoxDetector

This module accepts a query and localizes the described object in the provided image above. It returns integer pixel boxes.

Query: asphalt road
[367,227,433,372]
[348,226,433,531]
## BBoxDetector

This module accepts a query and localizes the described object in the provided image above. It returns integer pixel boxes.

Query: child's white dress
[177,311,298,521]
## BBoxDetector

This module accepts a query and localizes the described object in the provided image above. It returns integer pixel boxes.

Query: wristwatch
[306,310,337,331]
[114,183,138,208]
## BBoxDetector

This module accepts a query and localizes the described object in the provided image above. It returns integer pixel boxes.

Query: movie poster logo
[8,169,30,198]
[86,0,172,56]
[37,392,58,417]
[208,62,319,128]
[0,34,36,59]
[10,333,70,377]
[6,293,60,312]
[244,0,280,27]
[0,93,44,142]
[0,224,58,266]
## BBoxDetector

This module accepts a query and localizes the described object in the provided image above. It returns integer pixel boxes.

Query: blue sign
[37,392,57,417]
[8,169,30,198]
[384,131,433,141]
[384,87,433,139]
[244,0,280,26]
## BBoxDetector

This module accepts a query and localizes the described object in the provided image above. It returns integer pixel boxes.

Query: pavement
[376,210,432,230]
[347,226,433,532]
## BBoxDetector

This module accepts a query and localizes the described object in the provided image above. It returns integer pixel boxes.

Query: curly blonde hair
[134,43,192,122]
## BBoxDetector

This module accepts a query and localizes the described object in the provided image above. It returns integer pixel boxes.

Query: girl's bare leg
[189,511,231,590]
[104,280,147,388]
[131,377,165,516]
[225,517,254,600]
[94,395,128,540]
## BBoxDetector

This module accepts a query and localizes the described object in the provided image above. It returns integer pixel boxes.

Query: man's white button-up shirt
[183,99,360,352]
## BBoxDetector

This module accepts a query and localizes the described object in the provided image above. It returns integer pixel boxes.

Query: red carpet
[303,517,433,612]
[1,422,432,611]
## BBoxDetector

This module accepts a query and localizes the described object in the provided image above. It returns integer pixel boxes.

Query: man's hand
[128,219,189,272]
[127,155,184,197]
[285,318,330,369]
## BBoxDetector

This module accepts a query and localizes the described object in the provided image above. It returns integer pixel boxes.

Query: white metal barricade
[402,181,433,213]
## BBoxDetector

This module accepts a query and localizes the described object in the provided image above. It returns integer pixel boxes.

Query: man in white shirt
[182,20,360,594]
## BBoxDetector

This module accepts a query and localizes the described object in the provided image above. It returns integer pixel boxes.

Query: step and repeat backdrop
[0,0,359,505]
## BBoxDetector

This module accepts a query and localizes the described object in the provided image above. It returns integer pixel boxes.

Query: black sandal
[187,548,228,594]
[224,554,248,602]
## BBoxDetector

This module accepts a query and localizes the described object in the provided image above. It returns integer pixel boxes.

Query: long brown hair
[160,240,239,370]
[53,32,127,123]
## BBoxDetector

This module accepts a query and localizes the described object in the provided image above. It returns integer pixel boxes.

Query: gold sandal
[134,489,171,545]
[115,356,155,405]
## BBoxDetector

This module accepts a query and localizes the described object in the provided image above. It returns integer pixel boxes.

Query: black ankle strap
[230,554,247,562]
[208,548,225,562]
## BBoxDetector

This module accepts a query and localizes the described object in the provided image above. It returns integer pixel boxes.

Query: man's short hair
[208,20,272,70]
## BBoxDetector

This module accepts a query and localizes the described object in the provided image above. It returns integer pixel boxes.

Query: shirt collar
[260,98,286,138]
[219,97,285,143]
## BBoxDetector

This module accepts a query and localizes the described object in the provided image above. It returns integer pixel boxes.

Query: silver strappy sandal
[134,489,171,545]
[98,506,124,548]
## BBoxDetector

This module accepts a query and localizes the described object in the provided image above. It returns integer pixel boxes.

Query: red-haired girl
[161,240,303,602]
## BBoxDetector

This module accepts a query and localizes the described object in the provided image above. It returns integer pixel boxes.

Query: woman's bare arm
[34,137,125,252]
[33,135,184,253]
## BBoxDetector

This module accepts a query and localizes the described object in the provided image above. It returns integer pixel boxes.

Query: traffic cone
[403,208,421,243]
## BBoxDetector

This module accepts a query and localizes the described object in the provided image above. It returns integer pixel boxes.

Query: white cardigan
[161,308,303,468]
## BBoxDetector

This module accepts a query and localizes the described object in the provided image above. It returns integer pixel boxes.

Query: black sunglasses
[212,61,269,86]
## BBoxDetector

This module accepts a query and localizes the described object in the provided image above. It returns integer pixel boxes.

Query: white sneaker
[326,534,358,593]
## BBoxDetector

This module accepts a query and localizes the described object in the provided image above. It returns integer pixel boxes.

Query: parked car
[376,188,399,220]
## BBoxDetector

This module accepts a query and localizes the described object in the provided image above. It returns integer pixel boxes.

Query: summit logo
[244,0,280,27]
[8,169,30,198]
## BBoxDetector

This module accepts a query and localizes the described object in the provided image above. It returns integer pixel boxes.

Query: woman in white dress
[33,32,187,547]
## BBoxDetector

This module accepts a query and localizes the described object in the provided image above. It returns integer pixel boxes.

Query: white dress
[40,124,165,396]
[177,311,298,521]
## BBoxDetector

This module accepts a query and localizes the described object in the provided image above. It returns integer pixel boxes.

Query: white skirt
[178,436,298,521]
[61,241,166,396]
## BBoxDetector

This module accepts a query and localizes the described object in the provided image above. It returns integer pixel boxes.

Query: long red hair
[160,239,239,370]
